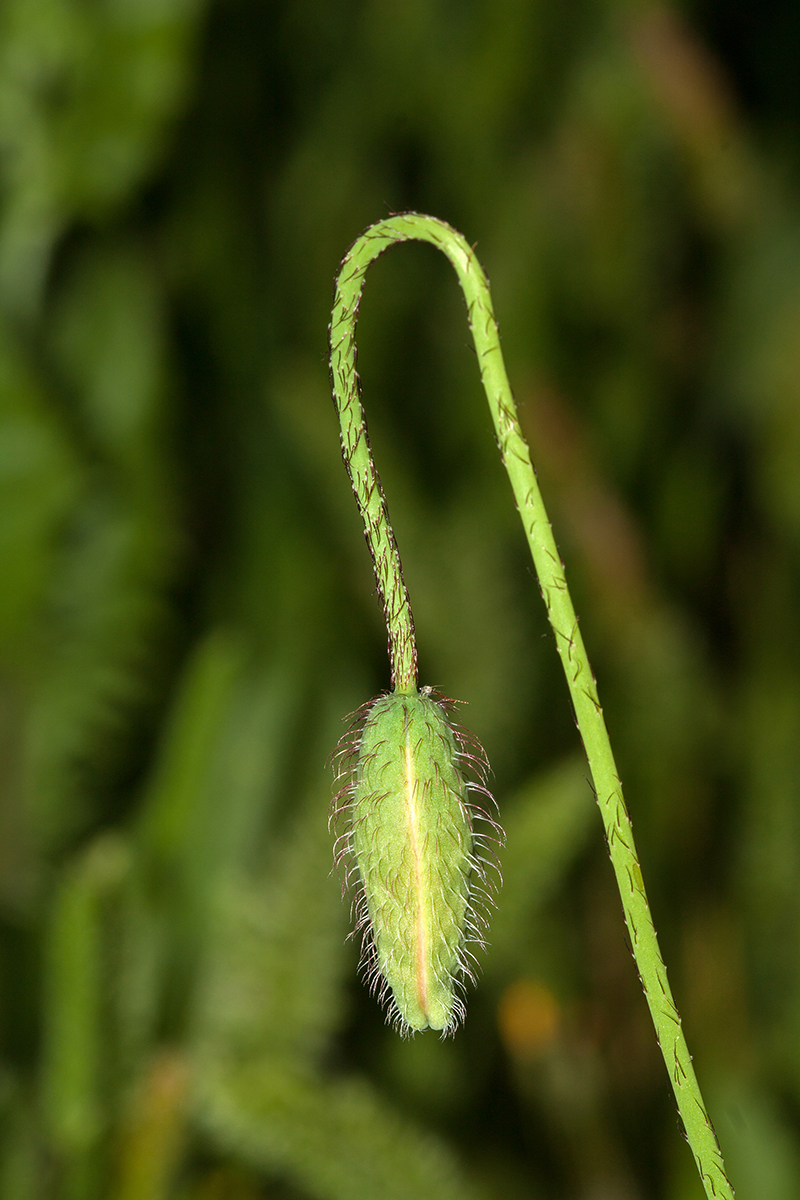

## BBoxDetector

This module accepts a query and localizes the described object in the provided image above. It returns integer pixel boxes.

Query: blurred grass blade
[41,833,131,1200]
[195,1063,482,1200]
[111,1050,189,1200]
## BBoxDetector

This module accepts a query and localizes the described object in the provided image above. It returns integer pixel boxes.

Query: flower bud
[333,687,500,1034]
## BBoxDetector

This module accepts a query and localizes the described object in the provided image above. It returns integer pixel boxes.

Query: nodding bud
[332,687,502,1035]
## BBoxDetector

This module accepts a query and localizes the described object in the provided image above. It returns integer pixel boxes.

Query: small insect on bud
[332,686,502,1035]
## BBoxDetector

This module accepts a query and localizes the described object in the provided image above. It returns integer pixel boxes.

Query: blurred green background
[2,0,800,1196]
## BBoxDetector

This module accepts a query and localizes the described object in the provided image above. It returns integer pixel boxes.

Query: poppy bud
[333,687,501,1034]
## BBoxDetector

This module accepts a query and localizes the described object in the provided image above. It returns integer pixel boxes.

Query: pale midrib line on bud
[402,717,429,1021]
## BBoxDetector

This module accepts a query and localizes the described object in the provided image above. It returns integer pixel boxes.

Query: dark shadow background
[2,1,800,1197]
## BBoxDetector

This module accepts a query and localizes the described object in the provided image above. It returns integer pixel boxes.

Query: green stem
[330,212,734,1200]
[330,234,418,693]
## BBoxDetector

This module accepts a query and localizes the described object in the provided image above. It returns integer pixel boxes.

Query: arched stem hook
[329,212,733,1200]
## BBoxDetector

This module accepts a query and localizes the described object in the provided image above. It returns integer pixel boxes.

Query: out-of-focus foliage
[2,0,800,1196]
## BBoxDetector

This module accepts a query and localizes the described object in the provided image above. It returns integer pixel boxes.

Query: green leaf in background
[3,0,800,1195]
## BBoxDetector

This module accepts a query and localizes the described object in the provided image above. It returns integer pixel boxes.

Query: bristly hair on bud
[331,686,503,1035]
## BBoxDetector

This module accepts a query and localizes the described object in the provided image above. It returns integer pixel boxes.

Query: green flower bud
[333,687,501,1034]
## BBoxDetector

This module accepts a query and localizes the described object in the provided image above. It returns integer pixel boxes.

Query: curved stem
[330,229,418,693]
[330,212,734,1200]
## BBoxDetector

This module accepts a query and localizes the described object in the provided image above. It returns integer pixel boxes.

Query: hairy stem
[330,234,418,692]
[330,212,733,1200]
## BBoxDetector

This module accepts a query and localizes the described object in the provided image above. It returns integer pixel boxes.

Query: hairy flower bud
[333,687,501,1034]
